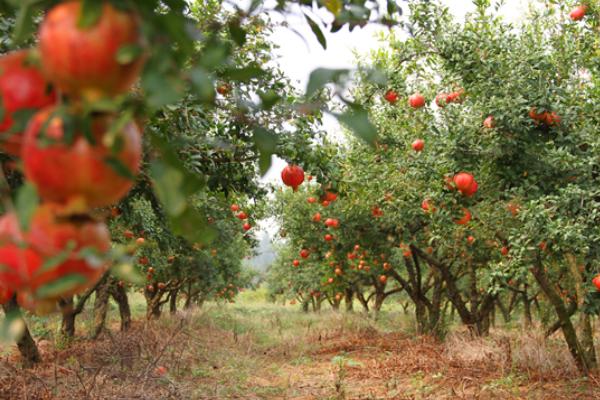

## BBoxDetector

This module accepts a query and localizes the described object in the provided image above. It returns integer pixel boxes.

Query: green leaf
[36,241,76,275]
[253,128,278,175]
[15,183,38,231]
[78,0,103,29]
[189,67,216,103]
[304,13,327,50]
[0,310,25,344]
[336,106,378,145]
[150,160,188,217]
[170,207,217,244]
[105,156,136,180]
[116,44,144,65]
[13,2,36,45]
[228,21,247,46]
[259,91,281,110]
[222,66,265,82]
[35,274,88,299]
[111,263,144,285]
[306,68,349,98]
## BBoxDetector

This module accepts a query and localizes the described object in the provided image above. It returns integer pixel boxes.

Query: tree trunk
[301,299,310,313]
[169,289,179,315]
[344,288,353,312]
[111,283,131,331]
[2,297,40,367]
[59,297,76,338]
[92,278,111,339]
[531,261,595,373]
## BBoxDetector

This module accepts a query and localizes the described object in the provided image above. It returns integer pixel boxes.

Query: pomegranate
[0,286,14,304]
[411,139,425,152]
[408,93,425,108]
[483,116,495,129]
[327,277,334,284]
[0,51,56,156]
[292,259,300,267]
[237,212,248,220]
[39,1,145,100]
[421,199,435,213]
[230,204,240,212]
[453,172,474,192]
[455,208,471,225]
[501,246,509,256]
[307,197,317,204]
[300,249,310,259]
[372,206,384,217]
[23,108,142,209]
[435,93,448,108]
[243,223,251,231]
[570,5,587,21]
[321,200,330,207]
[281,164,304,191]
[324,191,338,202]
[123,230,134,239]
[312,212,322,222]
[324,218,339,228]
[334,268,342,276]
[467,236,475,245]
[461,180,478,197]
[216,83,231,95]
[592,274,600,291]
[384,89,398,104]
[324,234,334,242]
[446,90,463,104]
[379,275,387,284]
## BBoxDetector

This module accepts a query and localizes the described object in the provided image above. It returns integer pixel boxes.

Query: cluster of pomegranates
[231,204,252,232]
[0,1,145,312]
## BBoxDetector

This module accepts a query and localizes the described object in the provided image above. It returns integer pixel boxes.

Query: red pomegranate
[281,164,305,191]
[592,274,600,291]
[483,116,495,129]
[411,139,425,152]
[292,259,300,267]
[237,212,248,220]
[22,108,142,209]
[455,208,471,225]
[243,223,251,231]
[324,234,334,242]
[230,204,240,212]
[324,218,339,228]
[324,191,338,202]
[38,1,145,100]
[570,5,587,21]
[0,286,13,305]
[435,93,448,108]
[300,249,310,259]
[467,236,475,245]
[421,199,435,213]
[321,200,330,207]
[384,89,399,104]
[408,93,425,108]
[312,212,322,222]
[461,180,478,197]
[0,51,57,156]
[379,275,387,284]
[307,197,317,204]
[453,172,474,192]
[501,246,509,256]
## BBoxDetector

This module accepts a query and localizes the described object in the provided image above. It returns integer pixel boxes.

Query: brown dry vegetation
[0,294,599,399]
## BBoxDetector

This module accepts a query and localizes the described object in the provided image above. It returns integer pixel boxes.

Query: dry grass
[0,299,598,399]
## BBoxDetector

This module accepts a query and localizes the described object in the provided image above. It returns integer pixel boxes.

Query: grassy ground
[0,289,599,399]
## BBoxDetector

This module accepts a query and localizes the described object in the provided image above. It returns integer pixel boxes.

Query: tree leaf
[15,183,38,231]
[78,0,103,29]
[116,44,144,65]
[111,262,145,285]
[35,274,88,299]
[304,12,327,49]
[306,68,349,98]
[253,127,278,175]
[336,106,378,145]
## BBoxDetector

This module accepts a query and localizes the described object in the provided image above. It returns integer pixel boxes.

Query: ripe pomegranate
[237,211,248,220]
[592,274,600,291]
[300,249,310,259]
[435,93,448,108]
[421,199,435,213]
[25,204,110,299]
[243,223,251,231]
[155,366,168,376]
[324,191,338,202]
[379,275,387,284]
[483,116,495,129]
[136,237,145,245]
[324,234,334,242]
[321,200,330,207]
[461,180,478,197]
[0,51,57,156]
[324,218,339,228]
[281,164,305,191]
[446,90,463,104]
[230,204,240,212]
[453,173,474,192]
[384,89,399,104]
[539,241,547,251]
[139,256,149,265]
[408,93,425,108]
[216,83,231,95]
[501,246,509,256]
[147,285,155,292]
[39,1,145,100]
[544,111,561,126]
[312,212,322,222]
[292,259,300,267]
[307,197,317,204]
[455,208,471,225]
[383,262,391,271]
[372,206,384,217]
[411,139,425,152]
[23,109,142,209]
[334,268,342,276]
[0,286,14,305]
[467,236,475,245]
[123,230,134,239]
[570,5,587,21]
[327,277,334,284]
[354,244,360,251]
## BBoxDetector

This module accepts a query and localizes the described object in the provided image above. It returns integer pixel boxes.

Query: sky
[254,0,532,236]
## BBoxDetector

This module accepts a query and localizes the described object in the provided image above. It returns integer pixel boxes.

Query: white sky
[255,0,532,236]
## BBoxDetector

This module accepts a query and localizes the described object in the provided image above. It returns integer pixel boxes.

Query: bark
[531,259,595,373]
[2,297,40,367]
[111,283,131,331]
[92,278,111,339]
[344,288,354,312]
[169,289,179,315]
[355,288,370,312]
[59,297,76,338]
